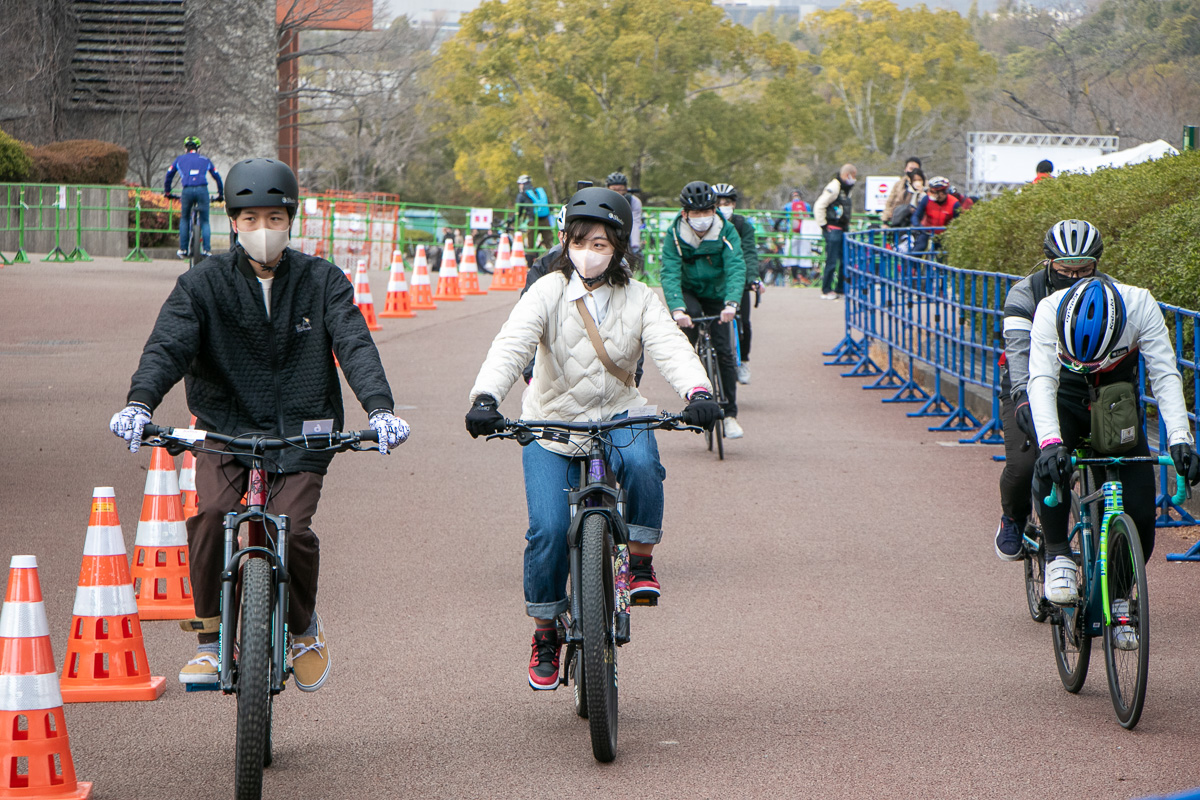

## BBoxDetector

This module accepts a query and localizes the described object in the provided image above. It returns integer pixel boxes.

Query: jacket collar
[676,214,724,248]
[235,247,291,282]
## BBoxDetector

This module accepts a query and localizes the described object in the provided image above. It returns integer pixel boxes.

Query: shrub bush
[0,129,32,182]
[128,191,177,248]
[1107,196,1200,311]
[28,139,129,185]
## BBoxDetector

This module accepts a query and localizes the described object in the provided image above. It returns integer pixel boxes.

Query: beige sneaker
[179,651,219,685]
[290,613,331,692]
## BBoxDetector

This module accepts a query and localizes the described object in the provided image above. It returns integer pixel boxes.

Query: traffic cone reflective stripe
[131,448,194,620]
[60,489,165,704]
[491,234,516,291]
[458,235,487,295]
[380,250,415,318]
[179,416,198,519]
[0,555,92,799]
[432,238,463,301]
[511,231,528,287]
[353,260,383,331]
[409,245,437,310]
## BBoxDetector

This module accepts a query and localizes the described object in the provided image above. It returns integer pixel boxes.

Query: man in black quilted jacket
[109,158,410,692]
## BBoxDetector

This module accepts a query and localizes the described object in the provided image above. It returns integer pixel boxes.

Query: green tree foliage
[0,129,33,182]
[804,0,995,163]
[432,0,813,205]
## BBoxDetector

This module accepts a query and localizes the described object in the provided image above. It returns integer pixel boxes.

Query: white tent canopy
[1054,139,1180,176]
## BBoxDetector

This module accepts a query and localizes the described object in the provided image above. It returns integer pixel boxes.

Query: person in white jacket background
[1028,274,1200,611]
[464,186,721,690]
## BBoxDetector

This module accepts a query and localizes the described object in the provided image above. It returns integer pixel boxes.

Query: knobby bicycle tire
[1102,514,1149,729]
[235,558,273,800]
[580,513,618,762]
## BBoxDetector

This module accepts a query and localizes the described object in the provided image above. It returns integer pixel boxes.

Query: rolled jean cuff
[628,524,662,545]
[525,598,568,619]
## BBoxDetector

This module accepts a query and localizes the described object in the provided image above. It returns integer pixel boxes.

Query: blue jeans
[179,186,211,253]
[821,228,844,294]
[520,417,666,619]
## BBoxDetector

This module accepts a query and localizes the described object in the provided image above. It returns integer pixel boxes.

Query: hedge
[0,129,32,182]
[27,139,128,185]
[943,149,1200,308]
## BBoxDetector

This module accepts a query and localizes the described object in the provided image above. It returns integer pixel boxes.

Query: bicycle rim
[1050,542,1090,694]
[1023,527,1047,623]
[579,513,617,762]
[1103,514,1149,729]
[234,558,273,800]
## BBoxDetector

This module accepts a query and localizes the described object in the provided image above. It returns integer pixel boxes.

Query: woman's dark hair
[908,168,926,183]
[552,218,639,287]
[1037,159,1054,173]
[905,156,922,168]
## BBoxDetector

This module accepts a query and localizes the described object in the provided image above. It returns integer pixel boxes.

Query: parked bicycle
[1043,445,1188,729]
[487,414,699,762]
[140,422,378,799]
[690,316,729,459]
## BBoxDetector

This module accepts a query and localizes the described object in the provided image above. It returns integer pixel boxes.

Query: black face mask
[1046,263,1094,291]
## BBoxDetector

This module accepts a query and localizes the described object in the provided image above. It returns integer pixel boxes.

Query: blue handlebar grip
[1044,484,1061,508]
[1172,473,1188,505]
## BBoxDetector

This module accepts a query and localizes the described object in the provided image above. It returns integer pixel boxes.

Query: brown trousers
[186,451,323,643]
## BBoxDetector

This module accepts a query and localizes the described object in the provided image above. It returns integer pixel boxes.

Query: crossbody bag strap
[574,297,635,387]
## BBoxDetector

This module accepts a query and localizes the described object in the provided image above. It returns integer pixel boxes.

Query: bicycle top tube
[142,423,378,454]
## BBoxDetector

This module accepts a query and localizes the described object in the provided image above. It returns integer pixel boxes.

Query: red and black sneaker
[528,627,560,690]
[629,554,661,604]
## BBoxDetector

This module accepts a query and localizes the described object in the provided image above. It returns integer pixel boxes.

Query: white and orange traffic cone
[131,447,195,620]
[379,250,415,318]
[409,245,437,310]
[458,234,487,296]
[0,555,93,799]
[179,418,198,521]
[432,238,463,301]
[511,231,528,287]
[490,233,517,291]
[60,488,166,703]
[353,260,382,331]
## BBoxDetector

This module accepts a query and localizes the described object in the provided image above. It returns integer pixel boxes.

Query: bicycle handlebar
[141,423,378,453]
[486,413,702,444]
[1044,453,1188,507]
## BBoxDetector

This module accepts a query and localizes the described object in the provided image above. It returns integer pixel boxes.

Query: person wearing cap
[109,157,410,693]
[605,171,643,253]
[912,176,960,254]
[464,186,719,690]
[163,135,223,259]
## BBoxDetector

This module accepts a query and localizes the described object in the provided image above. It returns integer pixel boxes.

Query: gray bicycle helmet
[605,171,628,187]
[1044,219,1103,262]
[564,187,632,240]
[712,183,738,201]
[224,158,299,219]
[679,181,716,211]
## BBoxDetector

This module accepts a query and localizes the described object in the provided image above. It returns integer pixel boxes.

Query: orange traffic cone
[60,488,166,703]
[432,238,463,301]
[409,245,437,310]
[380,250,415,318]
[0,555,93,799]
[353,260,383,331]
[131,448,195,620]
[490,234,517,291]
[511,231,529,287]
[179,416,198,520]
[458,235,487,296]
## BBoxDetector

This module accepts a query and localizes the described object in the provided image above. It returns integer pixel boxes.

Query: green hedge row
[0,129,129,184]
[943,150,1200,310]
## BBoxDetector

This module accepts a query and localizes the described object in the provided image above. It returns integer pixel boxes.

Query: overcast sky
[381,0,480,20]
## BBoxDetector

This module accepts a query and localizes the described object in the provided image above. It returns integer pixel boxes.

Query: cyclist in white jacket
[463,187,719,690]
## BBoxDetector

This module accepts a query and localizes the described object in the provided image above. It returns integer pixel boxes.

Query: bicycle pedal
[184,682,221,692]
[630,595,658,607]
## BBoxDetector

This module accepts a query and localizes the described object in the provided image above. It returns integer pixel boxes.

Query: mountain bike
[690,315,728,460]
[1044,447,1187,729]
[140,422,378,799]
[487,414,699,762]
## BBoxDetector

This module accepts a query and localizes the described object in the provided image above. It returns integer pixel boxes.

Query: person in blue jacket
[164,136,224,259]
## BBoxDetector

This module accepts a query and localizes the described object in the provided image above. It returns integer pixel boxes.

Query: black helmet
[605,171,628,187]
[564,187,632,240]
[712,182,738,201]
[1044,219,1103,262]
[679,181,716,211]
[224,158,299,219]
[184,135,201,150]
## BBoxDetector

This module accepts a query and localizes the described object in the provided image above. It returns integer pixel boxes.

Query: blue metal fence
[829,227,1199,535]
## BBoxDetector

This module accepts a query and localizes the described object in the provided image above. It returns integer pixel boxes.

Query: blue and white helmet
[1055,276,1127,373]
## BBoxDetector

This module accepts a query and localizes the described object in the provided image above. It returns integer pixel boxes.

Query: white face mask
[718,206,734,219]
[238,226,290,265]
[688,214,715,232]
[568,248,611,279]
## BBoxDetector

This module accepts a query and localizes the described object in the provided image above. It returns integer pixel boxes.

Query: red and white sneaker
[528,627,560,690]
[630,554,661,603]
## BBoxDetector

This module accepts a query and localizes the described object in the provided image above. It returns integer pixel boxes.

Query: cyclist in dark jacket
[164,135,224,259]
[713,182,761,385]
[110,158,409,694]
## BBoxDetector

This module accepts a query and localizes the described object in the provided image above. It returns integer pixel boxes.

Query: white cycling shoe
[724,417,744,439]
[1044,556,1079,605]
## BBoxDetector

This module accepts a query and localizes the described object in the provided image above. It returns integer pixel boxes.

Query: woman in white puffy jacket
[465,187,721,690]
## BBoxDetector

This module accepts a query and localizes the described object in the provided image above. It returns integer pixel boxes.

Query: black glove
[1170,442,1200,486]
[465,394,505,439]
[1034,444,1072,487]
[681,391,721,430]
[1012,391,1036,441]
[215,194,224,204]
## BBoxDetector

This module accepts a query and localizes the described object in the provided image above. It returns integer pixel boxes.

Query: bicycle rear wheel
[1102,514,1149,729]
[1023,521,1048,623]
[235,557,273,800]
[190,209,203,269]
[579,513,617,762]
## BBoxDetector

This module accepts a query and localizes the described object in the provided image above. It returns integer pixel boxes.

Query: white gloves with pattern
[368,410,410,455]
[109,402,152,453]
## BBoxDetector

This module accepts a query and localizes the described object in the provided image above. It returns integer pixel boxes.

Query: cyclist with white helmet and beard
[712,182,762,384]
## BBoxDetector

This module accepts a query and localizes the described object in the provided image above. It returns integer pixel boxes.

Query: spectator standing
[515,174,553,252]
[1032,160,1054,184]
[777,189,809,284]
[605,172,643,253]
[881,157,922,225]
[814,164,857,299]
[888,168,925,229]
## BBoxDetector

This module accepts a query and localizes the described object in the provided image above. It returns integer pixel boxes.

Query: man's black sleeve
[325,267,394,413]
[127,281,202,410]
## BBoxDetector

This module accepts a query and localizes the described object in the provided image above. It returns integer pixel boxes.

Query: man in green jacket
[661,180,747,438]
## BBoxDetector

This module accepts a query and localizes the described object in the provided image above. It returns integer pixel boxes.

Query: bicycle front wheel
[702,339,725,460]
[235,557,273,800]
[579,513,617,762]
[1103,513,1149,729]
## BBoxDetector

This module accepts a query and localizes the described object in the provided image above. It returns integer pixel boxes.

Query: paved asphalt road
[3,257,1200,799]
